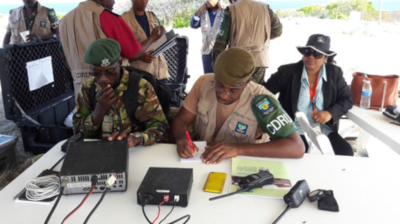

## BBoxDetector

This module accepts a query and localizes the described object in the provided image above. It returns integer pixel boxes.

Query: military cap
[213,47,255,86]
[251,94,297,140]
[84,38,121,67]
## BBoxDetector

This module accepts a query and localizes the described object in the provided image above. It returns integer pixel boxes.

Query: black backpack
[89,67,171,125]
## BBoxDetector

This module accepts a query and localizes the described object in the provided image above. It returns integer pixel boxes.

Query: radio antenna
[272,205,291,224]
[209,188,248,201]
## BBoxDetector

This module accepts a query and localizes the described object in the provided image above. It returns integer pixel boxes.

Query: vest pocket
[9,20,20,42]
[226,118,256,143]
[33,17,50,33]
[197,107,210,139]
[157,56,169,80]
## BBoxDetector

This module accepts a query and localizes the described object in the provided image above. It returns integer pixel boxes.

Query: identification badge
[256,98,274,116]
[235,122,248,134]
[312,124,322,135]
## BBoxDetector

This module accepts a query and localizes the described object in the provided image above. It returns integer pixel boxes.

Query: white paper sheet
[20,30,30,43]
[26,56,54,91]
[180,141,207,163]
[147,35,167,51]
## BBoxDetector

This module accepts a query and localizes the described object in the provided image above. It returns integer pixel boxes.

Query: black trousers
[300,132,354,156]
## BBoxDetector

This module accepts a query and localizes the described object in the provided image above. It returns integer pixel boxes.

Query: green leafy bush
[173,7,197,28]
[298,4,328,18]
[57,13,65,20]
[326,0,375,19]
[276,9,305,18]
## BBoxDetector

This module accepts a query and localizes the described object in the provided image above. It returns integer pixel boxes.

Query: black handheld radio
[238,171,274,189]
[272,180,310,224]
[209,170,274,201]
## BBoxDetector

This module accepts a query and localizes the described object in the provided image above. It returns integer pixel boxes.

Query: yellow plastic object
[203,172,227,194]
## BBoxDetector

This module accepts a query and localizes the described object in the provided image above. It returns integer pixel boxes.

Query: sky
[0,0,397,5]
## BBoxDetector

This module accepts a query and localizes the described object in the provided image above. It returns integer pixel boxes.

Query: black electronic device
[383,105,400,124]
[273,180,310,224]
[239,170,274,189]
[137,167,193,207]
[209,171,274,201]
[61,133,84,152]
[283,179,310,208]
[59,140,129,195]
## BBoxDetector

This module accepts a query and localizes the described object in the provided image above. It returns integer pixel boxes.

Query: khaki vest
[59,1,107,98]
[8,2,52,44]
[121,10,170,80]
[229,0,271,67]
[196,74,272,144]
[200,8,223,55]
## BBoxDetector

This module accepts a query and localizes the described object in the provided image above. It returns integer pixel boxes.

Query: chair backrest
[295,112,335,155]
[163,36,189,107]
[164,36,189,85]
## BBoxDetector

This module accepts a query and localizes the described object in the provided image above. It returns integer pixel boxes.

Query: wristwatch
[130,132,144,146]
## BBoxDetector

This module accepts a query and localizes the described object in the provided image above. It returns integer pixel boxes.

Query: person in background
[59,0,163,99]
[263,34,353,156]
[190,0,224,74]
[212,0,282,84]
[172,48,304,164]
[73,38,169,147]
[122,0,170,83]
[3,0,59,46]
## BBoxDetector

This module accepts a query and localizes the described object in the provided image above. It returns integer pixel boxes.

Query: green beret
[251,94,297,140]
[214,47,255,86]
[84,38,121,67]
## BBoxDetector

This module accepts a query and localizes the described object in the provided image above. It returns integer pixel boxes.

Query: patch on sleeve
[40,21,47,27]
[235,122,248,134]
[256,97,275,116]
[48,10,56,18]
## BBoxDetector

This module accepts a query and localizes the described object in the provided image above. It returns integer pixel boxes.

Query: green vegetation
[56,13,65,20]
[297,4,328,18]
[173,7,197,28]
[276,9,305,18]
[283,0,398,22]
[325,0,375,19]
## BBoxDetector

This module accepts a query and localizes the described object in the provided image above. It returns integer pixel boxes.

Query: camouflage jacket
[211,6,283,63]
[73,68,170,146]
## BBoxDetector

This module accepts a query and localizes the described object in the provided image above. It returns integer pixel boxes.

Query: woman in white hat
[263,34,353,156]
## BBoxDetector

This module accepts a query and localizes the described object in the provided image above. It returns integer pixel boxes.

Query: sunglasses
[92,70,118,78]
[300,48,325,59]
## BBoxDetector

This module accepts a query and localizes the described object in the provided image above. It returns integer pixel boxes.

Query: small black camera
[283,180,310,208]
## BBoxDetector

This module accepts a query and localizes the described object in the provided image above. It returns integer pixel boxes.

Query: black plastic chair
[163,36,190,108]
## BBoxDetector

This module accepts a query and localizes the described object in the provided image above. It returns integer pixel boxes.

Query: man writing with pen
[172,48,304,164]
[73,38,170,147]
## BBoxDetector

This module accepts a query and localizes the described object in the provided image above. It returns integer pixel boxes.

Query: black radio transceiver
[273,180,310,224]
[209,171,274,201]
[239,171,274,189]
[284,179,310,208]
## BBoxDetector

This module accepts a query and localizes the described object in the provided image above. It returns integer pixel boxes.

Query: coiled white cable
[25,175,61,201]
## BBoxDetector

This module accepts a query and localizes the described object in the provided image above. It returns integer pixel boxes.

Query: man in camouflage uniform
[3,0,59,45]
[73,38,169,147]
[211,0,282,84]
